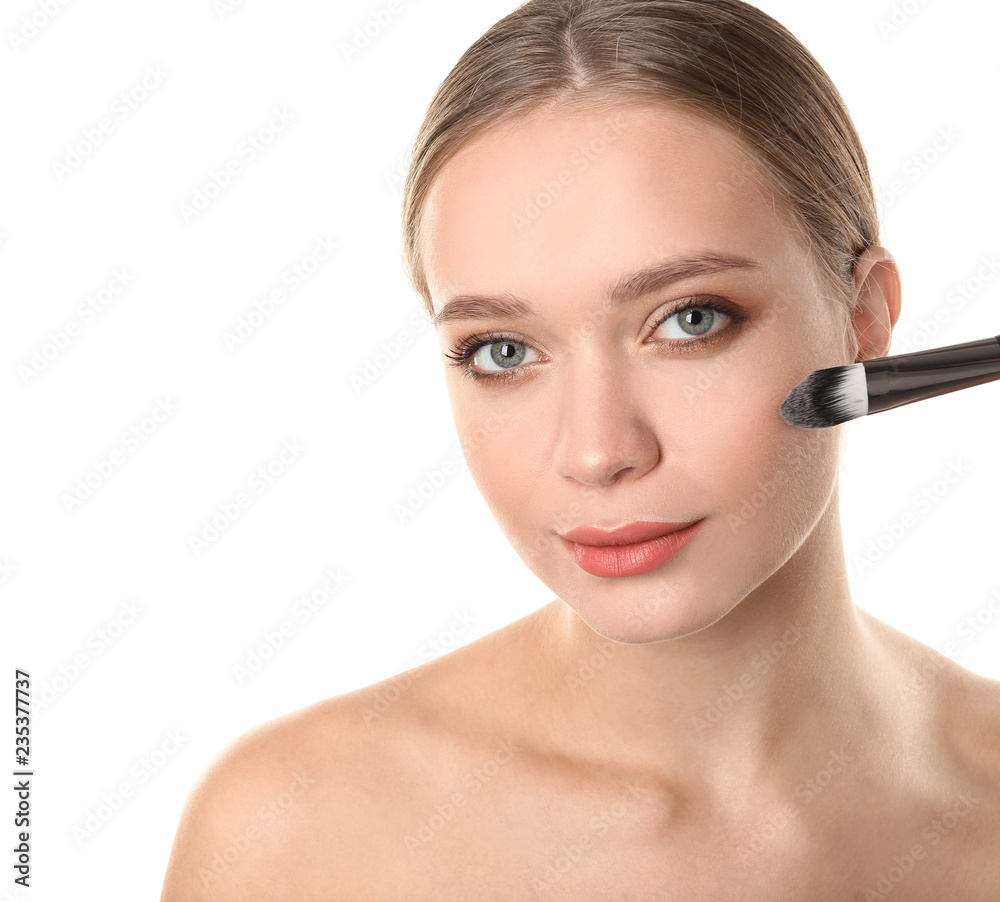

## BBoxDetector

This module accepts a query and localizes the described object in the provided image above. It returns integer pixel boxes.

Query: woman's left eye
[654,304,730,340]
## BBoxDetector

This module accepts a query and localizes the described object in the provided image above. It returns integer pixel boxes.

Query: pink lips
[559,519,705,578]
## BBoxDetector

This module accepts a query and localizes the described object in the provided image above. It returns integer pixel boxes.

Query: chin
[558,568,746,645]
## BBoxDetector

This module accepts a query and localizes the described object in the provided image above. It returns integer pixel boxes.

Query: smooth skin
[160,103,1000,900]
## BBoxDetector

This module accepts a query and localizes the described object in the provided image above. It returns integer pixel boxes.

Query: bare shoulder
[858,604,1000,754]
[845,608,1000,895]
[940,660,1000,785]
[159,680,446,899]
[864,607,1000,855]
[893,620,1000,779]
[157,687,384,900]
[159,610,544,901]
[934,662,1000,886]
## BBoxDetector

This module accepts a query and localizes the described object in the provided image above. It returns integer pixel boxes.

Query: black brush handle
[865,335,1000,414]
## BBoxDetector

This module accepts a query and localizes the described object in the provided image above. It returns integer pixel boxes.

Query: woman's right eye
[471,339,540,374]
[445,331,542,382]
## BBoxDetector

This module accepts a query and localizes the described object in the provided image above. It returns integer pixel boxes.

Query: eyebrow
[432,253,765,327]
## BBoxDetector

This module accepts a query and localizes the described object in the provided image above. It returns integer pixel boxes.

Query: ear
[851,246,902,362]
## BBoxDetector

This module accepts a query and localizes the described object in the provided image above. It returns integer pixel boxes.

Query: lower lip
[559,520,705,578]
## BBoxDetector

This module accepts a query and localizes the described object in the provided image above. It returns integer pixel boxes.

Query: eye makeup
[443,294,750,383]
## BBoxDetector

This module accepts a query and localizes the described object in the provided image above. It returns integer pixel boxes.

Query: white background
[1,0,998,896]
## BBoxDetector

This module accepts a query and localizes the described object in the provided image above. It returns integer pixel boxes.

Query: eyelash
[444,296,747,384]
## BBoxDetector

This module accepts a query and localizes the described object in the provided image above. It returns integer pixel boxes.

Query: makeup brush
[780,335,1000,428]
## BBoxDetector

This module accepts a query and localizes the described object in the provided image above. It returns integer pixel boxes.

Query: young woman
[160,1,1000,897]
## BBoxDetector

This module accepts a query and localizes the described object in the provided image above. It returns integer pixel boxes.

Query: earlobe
[851,246,902,362]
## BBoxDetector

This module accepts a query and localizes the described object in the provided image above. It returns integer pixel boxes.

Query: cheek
[667,351,842,539]
[726,411,839,533]
[448,388,534,518]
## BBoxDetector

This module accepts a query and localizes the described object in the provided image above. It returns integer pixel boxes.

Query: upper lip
[560,520,700,547]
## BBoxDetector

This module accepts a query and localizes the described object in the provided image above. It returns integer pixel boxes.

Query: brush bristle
[780,363,868,428]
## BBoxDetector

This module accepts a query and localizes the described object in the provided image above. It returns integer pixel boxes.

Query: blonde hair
[401,0,879,332]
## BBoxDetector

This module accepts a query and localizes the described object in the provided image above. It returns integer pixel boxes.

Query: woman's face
[421,102,856,643]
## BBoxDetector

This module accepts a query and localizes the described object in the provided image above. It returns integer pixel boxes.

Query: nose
[552,356,660,486]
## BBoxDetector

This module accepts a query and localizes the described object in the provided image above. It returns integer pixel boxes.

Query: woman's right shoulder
[158,670,435,900]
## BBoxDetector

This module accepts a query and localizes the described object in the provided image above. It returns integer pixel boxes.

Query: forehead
[420,102,808,316]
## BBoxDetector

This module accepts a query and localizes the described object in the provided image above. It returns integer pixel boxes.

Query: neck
[540,491,889,795]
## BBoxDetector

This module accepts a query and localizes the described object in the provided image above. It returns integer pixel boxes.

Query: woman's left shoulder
[944,663,1000,771]
[931,660,1000,871]
[952,670,1000,886]
[869,609,1000,770]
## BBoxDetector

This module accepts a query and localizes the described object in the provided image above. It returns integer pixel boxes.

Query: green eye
[657,305,729,340]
